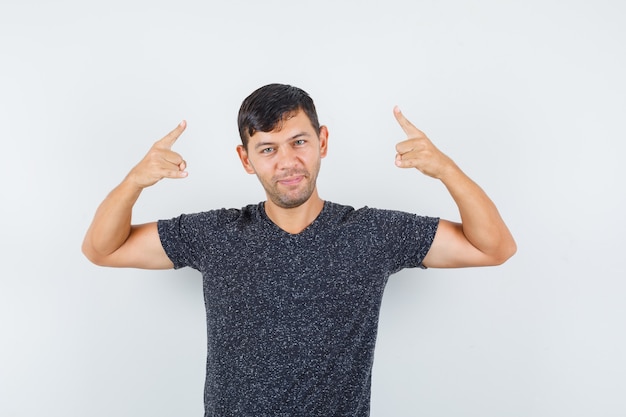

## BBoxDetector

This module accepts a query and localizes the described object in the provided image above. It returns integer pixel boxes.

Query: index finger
[393,106,422,137]
[155,120,187,149]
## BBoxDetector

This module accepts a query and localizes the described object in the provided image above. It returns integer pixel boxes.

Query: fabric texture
[158,201,439,417]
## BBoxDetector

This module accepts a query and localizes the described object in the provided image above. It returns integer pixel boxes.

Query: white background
[1,0,625,416]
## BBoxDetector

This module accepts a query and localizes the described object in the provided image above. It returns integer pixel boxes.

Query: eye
[261,147,275,154]
[294,139,306,146]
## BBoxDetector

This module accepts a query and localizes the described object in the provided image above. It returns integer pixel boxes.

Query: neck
[264,190,324,234]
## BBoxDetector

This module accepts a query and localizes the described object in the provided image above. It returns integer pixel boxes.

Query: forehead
[248,110,317,144]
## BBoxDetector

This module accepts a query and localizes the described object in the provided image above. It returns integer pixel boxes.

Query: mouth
[277,175,305,186]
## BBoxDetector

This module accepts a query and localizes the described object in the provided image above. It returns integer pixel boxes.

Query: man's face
[237,110,328,209]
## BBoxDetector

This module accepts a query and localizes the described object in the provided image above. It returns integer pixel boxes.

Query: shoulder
[157,203,265,234]
[322,201,439,232]
[324,201,432,222]
[322,201,396,220]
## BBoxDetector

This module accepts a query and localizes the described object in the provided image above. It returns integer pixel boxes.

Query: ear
[319,125,329,158]
[236,145,256,174]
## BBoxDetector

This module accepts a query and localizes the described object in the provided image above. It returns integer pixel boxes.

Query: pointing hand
[393,107,454,179]
[127,121,188,189]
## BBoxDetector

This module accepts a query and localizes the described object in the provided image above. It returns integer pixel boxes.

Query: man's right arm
[81,121,188,269]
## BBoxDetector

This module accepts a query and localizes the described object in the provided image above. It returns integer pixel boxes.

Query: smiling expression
[237,110,328,209]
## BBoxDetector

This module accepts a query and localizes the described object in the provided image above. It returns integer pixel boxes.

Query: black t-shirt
[158,201,439,417]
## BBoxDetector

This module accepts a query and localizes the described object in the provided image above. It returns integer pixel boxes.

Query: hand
[127,121,188,189]
[393,107,455,179]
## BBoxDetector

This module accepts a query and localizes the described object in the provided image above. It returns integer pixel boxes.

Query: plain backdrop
[1,0,625,416]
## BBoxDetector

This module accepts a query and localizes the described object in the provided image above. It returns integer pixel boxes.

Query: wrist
[436,158,462,182]
[120,173,146,196]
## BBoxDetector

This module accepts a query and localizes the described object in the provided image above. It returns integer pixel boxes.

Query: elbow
[81,244,101,266]
[492,238,517,266]
[81,239,110,267]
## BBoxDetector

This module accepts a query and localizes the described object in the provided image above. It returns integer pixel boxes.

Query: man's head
[236,84,328,210]
[238,83,321,149]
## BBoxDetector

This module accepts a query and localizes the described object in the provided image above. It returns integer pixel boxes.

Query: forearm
[82,177,143,262]
[439,163,516,262]
[393,107,515,266]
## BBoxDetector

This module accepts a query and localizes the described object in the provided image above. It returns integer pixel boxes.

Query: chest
[200,233,388,322]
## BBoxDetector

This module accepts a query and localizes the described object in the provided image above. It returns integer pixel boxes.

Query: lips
[274,170,308,186]
[277,175,304,186]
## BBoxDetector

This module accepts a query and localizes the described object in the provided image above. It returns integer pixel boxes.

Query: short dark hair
[237,83,321,148]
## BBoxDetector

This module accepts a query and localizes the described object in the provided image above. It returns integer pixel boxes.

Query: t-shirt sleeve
[403,213,440,269]
[368,209,439,272]
[157,213,205,270]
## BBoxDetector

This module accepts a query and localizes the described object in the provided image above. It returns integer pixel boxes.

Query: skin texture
[82,108,516,270]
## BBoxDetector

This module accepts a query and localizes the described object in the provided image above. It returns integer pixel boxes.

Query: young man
[83,83,516,416]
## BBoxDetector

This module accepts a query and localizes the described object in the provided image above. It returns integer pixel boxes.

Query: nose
[276,146,300,169]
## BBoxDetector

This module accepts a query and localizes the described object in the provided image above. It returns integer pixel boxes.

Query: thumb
[393,106,421,137]
[155,120,187,149]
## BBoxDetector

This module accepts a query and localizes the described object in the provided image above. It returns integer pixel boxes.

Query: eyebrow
[253,132,311,150]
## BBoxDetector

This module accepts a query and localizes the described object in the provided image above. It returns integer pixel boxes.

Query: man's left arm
[393,107,517,268]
